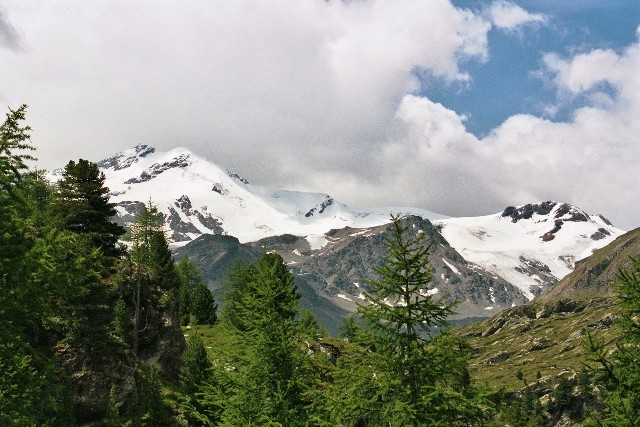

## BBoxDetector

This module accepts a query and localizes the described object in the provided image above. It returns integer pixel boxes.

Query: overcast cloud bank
[1,1,638,229]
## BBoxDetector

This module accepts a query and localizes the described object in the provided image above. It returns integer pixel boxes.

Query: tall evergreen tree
[180,334,212,396]
[177,257,217,326]
[219,252,305,426]
[327,215,491,426]
[50,158,125,259]
[0,104,35,194]
[128,200,164,356]
[176,257,201,325]
[191,282,218,326]
[0,105,103,425]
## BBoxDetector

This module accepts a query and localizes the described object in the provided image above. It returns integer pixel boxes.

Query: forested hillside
[1,106,638,426]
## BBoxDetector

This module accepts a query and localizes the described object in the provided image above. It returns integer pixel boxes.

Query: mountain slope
[176,216,529,330]
[173,234,351,334]
[435,202,623,299]
[459,227,640,392]
[88,144,444,243]
[50,144,625,306]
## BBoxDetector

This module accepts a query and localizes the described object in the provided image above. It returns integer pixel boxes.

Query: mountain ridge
[49,144,624,308]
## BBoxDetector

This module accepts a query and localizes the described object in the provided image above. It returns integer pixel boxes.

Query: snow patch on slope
[96,145,445,244]
[435,202,623,299]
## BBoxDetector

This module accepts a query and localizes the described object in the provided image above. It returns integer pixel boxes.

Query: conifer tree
[180,334,212,395]
[50,159,125,259]
[0,104,35,194]
[176,257,217,326]
[191,282,218,325]
[176,257,201,325]
[328,215,491,426]
[220,252,305,426]
[128,200,167,356]
[0,105,100,425]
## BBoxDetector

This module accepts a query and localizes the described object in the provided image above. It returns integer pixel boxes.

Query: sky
[1,0,639,230]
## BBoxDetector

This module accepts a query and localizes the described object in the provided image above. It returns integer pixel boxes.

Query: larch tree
[328,215,491,426]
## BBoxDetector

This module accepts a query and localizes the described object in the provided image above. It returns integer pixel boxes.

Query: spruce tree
[176,257,202,325]
[191,282,218,326]
[0,104,35,194]
[50,158,125,259]
[180,334,212,395]
[220,252,305,426]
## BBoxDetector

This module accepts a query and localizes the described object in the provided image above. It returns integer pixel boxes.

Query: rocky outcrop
[305,196,334,217]
[57,339,136,424]
[124,154,191,184]
[97,144,155,171]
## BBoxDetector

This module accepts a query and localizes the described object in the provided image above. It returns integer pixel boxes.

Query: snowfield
[51,145,625,301]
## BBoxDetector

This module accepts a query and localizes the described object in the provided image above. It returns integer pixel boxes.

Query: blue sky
[425,0,640,137]
[1,0,639,229]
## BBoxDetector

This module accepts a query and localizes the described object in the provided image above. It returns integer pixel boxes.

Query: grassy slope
[459,227,640,391]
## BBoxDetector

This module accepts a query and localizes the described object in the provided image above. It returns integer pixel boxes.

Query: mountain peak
[97,144,156,171]
[501,201,589,224]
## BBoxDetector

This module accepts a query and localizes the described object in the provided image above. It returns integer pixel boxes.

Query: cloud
[0,7,23,51]
[349,30,640,229]
[1,2,638,230]
[0,0,491,178]
[487,0,547,32]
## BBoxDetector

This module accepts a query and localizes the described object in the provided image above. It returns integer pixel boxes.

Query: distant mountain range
[51,144,625,328]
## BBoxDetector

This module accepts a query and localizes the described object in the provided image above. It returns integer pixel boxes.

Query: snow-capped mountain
[434,202,624,299]
[52,144,624,306]
[88,144,444,244]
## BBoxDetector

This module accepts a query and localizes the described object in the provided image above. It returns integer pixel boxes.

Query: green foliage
[193,253,307,426]
[323,215,492,426]
[0,342,45,427]
[50,158,125,259]
[176,255,217,326]
[494,384,546,427]
[584,256,640,426]
[0,104,35,194]
[191,282,218,325]
[220,258,256,331]
[127,200,181,355]
[103,385,124,427]
[297,309,326,339]
[126,365,170,426]
[181,334,212,395]
[337,315,362,342]
[176,257,202,325]
[113,297,132,344]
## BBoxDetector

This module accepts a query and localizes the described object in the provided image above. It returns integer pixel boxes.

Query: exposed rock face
[502,201,557,222]
[167,206,202,241]
[164,195,224,241]
[57,339,136,424]
[97,144,155,171]
[245,217,527,321]
[124,154,191,184]
[226,169,249,184]
[305,196,334,217]
[590,227,611,241]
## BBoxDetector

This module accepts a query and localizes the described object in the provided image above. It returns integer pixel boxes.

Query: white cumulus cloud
[487,0,547,31]
[353,30,640,229]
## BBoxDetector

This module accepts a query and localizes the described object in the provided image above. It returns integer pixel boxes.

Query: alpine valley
[53,144,624,332]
